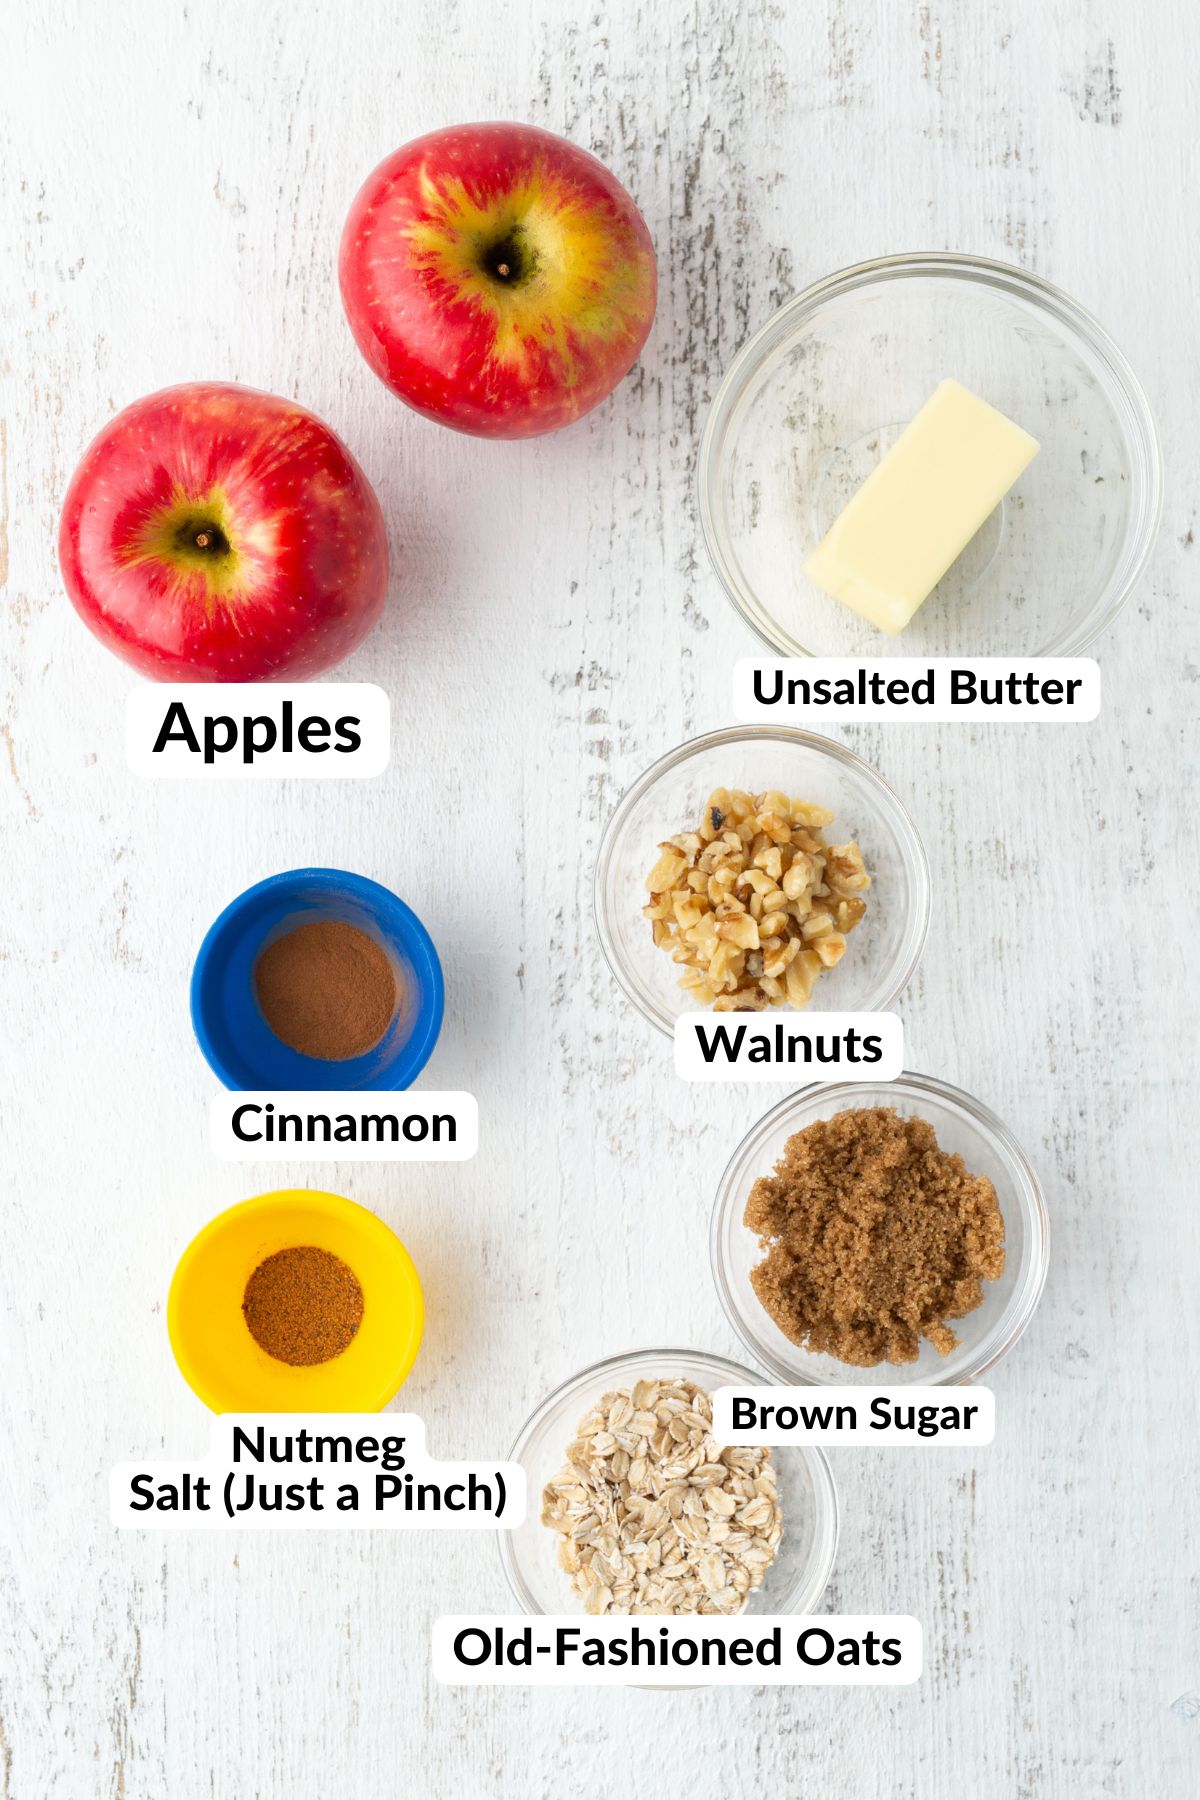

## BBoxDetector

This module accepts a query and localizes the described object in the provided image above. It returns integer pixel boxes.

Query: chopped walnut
[644,788,870,1010]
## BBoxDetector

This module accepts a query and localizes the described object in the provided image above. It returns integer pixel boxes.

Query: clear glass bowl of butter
[699,252,1162,656]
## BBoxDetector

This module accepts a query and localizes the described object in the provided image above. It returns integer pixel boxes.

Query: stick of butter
[802,379,1039,636]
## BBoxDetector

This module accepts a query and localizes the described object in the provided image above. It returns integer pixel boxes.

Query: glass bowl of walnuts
[594,725,930,1033]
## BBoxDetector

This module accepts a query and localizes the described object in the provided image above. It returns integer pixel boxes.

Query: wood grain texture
[2,0,1197,1793]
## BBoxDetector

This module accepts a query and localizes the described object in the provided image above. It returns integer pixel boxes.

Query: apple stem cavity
[176,518,231,560]
[481,230,534,288]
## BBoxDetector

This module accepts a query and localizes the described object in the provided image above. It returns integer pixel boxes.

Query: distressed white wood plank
[1,0,1197,1794]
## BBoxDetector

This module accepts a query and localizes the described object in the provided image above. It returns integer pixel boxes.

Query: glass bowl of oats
[594,725,929,1033]
[499,1347,838,1619]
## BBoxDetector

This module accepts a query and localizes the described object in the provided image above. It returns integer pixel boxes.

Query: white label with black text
[674,1011,902,1081]
[433,1615,922,1686]
[111,1414,523,1529]
[733,658,1100,724]
[210,1091,478,1161]
[127,683,390,777]
[713,1385,995,1447]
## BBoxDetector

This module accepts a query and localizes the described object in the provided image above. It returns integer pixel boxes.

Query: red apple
[59,383,388,681]
[338,122,656,439]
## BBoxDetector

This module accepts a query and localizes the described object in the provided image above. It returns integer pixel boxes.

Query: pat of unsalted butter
[802,379,1039,636]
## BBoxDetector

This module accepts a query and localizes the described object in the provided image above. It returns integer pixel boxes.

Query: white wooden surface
[3,1,1197,1794]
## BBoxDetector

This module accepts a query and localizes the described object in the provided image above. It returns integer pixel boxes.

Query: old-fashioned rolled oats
[644,788,870,1010]
[540,1376,783,1616]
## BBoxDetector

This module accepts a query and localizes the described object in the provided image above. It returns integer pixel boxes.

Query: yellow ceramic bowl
[167,1189,424,1413]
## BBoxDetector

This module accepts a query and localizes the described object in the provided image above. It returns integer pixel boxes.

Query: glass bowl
[499,1347,838,1618]
[594,725,929,1033]
[699,252,1162,657]
[711,1072,1048,1386]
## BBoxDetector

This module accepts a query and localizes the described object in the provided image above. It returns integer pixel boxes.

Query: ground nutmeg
[242,1245,365,1366]
[744,1106,1006,1366]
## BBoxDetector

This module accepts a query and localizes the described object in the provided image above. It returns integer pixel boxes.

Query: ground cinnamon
[744,1107,1005,1366]
[242,1245,365,1366]
[254,919,397,1061]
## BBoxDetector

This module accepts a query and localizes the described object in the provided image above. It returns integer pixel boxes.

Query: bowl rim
[190,865,445,1092]
[498,1344,840,1618]
[166,1186,425,1413]
[593,723,931,1034]
[698,249,1164,658]
[710,1069,1050,1386]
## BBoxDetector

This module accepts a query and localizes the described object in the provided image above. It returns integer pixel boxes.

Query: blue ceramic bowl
[191,869,444,1092]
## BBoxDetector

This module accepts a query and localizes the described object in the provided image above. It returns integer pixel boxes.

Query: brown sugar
[744,1107,1005,1366]
[242,1245,365,1366]
[254,919,397,1061]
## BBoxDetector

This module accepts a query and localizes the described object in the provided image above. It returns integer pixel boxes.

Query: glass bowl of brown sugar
[711,1073,1048,1386]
